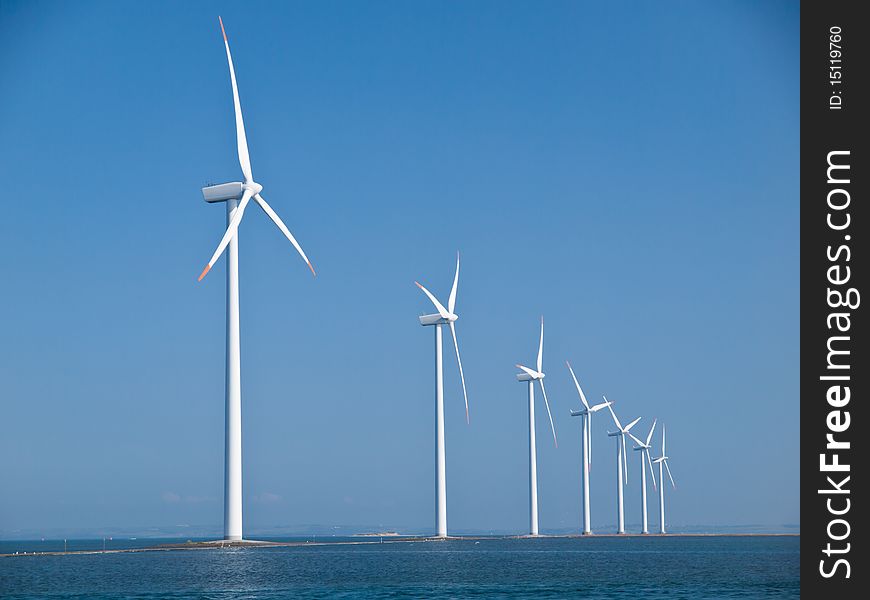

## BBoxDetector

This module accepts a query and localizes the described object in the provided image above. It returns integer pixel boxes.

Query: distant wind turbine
[567,362,611,535]
[197,17,315,542]
[516,317,557,536]
[605,400,641,534]
[415,252,470,538]
[628,419,658,534]
[652,425,677,534]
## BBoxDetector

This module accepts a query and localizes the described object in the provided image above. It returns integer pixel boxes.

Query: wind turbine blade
[536,316,544,374]
[624,416,642,432]
[198,189,253,281]
[664,460,676,488]
[538,379,557,448]
[621,434,628,484]
[253,193,316,276]
[662,425,667,456]
[590,400,611,412]
[605,398,623,431]
[449,322,469,424]
[447,251,459,314]
[565,361,591,410]
[646,449,657,491]
[219,17,252,182]
[646,418,658,446]
[627,432,643,447]
[588,411,592,464]
[516,364,540,379]
[415,282,450,318]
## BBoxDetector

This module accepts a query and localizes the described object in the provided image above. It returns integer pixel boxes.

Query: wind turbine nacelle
[419,314,450,326]
[202,182,244,203]
[516,372,535,382]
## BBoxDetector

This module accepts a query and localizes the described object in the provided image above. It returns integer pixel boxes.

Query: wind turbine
[197,17,315,542]
[515,317,557,536]
[652,425,677,534]
[567,362,611,535]
[605,400,641,534]
[628,419,658,534]
[415,252,470,538]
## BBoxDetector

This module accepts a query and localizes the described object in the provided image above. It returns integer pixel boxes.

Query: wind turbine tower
[628,419,658,534]
[415,253,470,538]
[605,401,641,535]
[198,17,315,542]
[515,317,558,536]
[653,425,677,534]
[567,362,611,535]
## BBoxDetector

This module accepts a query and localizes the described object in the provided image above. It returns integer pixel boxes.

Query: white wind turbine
[605,401,641,534]
[628,419,658,534]
[515,317,558,536]
[567,362,611,535]
[652,425,677,534]
[197,17,315,542]
[415,252,470,538]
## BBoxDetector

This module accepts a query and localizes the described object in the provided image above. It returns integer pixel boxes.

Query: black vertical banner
[802,1,867,596]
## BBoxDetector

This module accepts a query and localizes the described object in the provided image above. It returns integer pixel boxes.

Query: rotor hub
[244,181,263,195]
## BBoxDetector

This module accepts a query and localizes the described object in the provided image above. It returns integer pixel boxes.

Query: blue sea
[0,536,799,599]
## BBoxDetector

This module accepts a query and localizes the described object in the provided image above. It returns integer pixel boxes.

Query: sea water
[0,536,799,598]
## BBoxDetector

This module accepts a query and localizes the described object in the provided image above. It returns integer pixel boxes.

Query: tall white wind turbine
[605,401,641,534]
[567,362,611,535]
[415,252,470,538]
[628,419,658,534]
[516,317,558,536]
[197,17,315,542]
[652,425,677,534]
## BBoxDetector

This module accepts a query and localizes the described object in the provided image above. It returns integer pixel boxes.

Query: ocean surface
[0,535,799,599]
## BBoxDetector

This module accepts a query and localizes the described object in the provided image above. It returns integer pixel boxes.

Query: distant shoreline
[0,533,799,558]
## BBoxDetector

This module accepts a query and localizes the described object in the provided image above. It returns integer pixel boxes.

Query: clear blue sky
[0,0,798,537]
